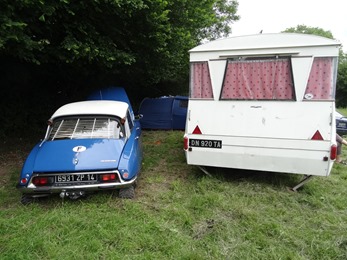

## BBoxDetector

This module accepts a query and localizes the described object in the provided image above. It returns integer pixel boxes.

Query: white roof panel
[190,33,340,53]
[51,100,129,119]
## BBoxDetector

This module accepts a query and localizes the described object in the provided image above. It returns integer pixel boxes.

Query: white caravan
[183,33,340,190]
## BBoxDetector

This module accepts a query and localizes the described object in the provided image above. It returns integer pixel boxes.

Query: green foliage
[336,53,347,107]
[1,131,347,259]
[283,24,347,107]
[0,0,239,85]
[283,24,334,39]
[0,0,240,139]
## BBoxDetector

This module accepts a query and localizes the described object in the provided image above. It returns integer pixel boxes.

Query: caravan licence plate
[189,139,222,149]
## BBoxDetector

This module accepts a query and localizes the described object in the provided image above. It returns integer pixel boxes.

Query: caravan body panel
[184,33,340,176]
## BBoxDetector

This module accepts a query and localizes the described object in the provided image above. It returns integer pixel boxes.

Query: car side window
[127,110,133,131]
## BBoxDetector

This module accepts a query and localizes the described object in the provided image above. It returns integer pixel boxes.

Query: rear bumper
[17,177,136,195]
[17,170,137,195]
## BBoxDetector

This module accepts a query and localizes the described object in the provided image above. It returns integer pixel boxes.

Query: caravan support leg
[197,166,212,177]
[291,175,313,192]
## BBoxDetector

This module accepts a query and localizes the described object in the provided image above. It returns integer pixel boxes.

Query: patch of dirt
[135,157,192,201]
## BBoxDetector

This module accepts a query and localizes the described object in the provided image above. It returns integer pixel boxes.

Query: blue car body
[88,87,135,117]
[17,87,142,201]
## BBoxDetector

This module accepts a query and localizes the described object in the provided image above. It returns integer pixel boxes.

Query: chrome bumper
[17,170,137,194]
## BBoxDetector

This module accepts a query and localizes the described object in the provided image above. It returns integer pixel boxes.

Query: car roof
[51,100,129,119]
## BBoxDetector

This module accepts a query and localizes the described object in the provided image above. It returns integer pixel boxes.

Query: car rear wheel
[119,186,135,199]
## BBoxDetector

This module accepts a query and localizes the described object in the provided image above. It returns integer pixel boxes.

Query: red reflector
[184,136,188,150]
[101,174,116,182]
[21,178,27,184]
[192,126,202,134]
[330,144,337,160]
[311,130,323,140]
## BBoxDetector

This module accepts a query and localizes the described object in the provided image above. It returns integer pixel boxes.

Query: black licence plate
[55,174,97,183]
[189,139,222,149]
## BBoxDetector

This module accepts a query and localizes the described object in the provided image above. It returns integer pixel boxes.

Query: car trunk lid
[32,139,125,172]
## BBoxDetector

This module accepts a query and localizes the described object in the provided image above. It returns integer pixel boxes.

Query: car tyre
[20,194,34,205]
[119,186,135,199]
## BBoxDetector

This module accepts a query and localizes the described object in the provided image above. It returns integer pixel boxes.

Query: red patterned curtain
[221,58,294,100]
[190,62,213,99]
[304,57,334,100]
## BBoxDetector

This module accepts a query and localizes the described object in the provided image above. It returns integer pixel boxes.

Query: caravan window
[190,62,214,99]
[303,57,337,100]
[220,57,295,100]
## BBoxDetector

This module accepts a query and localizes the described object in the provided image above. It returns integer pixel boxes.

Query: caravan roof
[190,33,340,53]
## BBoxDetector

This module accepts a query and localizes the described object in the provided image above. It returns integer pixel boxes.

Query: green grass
[337,108,347,116]
[1,131,347,259]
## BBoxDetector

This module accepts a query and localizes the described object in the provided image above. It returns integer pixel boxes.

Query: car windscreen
[48,117,124,140]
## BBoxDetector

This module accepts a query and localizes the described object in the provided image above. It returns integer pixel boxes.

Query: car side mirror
[135,114,143,120]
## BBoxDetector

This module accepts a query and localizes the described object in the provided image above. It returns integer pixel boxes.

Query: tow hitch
[60,190,86,200]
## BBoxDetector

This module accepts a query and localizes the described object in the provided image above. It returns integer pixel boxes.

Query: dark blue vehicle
[138,96,188,130]
[336,111,347,135]
[17,87,142,204]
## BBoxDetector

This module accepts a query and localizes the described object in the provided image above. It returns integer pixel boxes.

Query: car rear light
[330,144,337,160]
[184,136,188,150]
[20,178,27,184]
[32,176,53,186]
[100,174,117,182]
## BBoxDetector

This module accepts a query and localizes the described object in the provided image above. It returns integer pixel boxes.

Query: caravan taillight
[330,144,337,160]
[184,136,188,150]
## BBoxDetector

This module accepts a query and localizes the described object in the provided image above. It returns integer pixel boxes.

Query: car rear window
[48,117,124,140]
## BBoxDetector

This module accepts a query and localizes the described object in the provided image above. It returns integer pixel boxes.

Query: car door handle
[135,136,139,140]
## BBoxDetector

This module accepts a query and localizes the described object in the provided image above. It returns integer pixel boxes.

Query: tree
[336,53,347,107]
[283,25,347,107]
[0,0,240,137]
[283,24,334,39]
[0,0,239,85]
